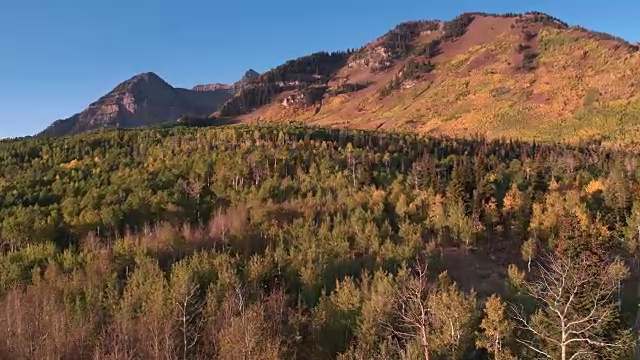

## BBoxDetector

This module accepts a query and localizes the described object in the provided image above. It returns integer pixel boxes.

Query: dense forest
[0,124,639,359]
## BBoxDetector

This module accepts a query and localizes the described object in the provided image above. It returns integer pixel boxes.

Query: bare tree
[215,283,283,360]
[388,262,432,360]
[511,253,630,360]
[172,273,204,360]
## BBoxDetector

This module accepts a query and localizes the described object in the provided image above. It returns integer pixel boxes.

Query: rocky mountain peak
[39,72,234,137]
[110,72,173,95]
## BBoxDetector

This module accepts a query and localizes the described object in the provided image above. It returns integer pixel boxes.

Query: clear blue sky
[1,0,638,138]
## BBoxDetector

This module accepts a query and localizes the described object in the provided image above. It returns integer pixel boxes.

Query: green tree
[428,272,478,359]
[477,294,517,360]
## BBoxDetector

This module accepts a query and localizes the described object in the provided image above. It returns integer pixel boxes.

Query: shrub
[521,51,538,71]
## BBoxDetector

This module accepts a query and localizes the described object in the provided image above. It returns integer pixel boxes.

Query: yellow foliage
[584,179,606,195]
[429,193,446,225]
[59,159,80,169]
[371,189,387,205]
[573,205,592,230]
[502,183,524,214]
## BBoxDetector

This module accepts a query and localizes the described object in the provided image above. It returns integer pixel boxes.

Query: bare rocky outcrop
[192,69,260,93]
[192,83,233,92]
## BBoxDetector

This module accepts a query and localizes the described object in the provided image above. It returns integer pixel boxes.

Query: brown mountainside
[220,12,640,145]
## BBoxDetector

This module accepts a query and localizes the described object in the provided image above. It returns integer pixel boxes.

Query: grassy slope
[239,14,640,146]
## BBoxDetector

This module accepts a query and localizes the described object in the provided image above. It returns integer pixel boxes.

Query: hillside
[39,72,237,137]
[220,12,640,145]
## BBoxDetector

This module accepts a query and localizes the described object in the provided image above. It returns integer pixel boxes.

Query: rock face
[192,69,260,93]
[191,83,233,92]
[40,72,234,137]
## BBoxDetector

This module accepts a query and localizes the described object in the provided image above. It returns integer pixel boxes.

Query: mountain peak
[108,71,173,95]
[39,71,234,137]
[127,72,167,84]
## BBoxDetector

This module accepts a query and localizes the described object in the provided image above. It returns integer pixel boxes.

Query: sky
[1,0,639,138]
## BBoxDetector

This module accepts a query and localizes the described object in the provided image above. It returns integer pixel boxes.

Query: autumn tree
[477,294,517,360]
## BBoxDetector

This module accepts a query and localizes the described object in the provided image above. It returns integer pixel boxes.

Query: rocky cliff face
[191,83,233,92]
[40,72,234,137]
[192,69,260,93]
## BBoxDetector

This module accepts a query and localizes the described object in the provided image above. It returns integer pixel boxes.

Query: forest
[0,124,639,359]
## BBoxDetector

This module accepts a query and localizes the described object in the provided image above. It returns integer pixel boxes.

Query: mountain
[40,12,640,144]
[217,12,640,145]
[40,72,235,137]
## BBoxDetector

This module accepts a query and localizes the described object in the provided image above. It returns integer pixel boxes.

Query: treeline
[0,125,639,359]
[571,26,640,52]
[261,51,351,84]
[218,83,282,117]
[219,52,349,117]
[413,39,442,59]
[514,11,569,29]
[375,21,440,67]
[442,13,476,41]
[329,82,370,96]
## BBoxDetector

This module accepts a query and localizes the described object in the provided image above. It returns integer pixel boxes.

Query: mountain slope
[222,12,640,145]
[40,72,234,137]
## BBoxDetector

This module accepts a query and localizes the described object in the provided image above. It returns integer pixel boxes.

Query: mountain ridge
[40,12,640,144]
[191,69,260,92]
[39,71,252,137]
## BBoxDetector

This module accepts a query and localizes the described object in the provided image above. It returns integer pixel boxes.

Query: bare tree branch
[510,253,629,360]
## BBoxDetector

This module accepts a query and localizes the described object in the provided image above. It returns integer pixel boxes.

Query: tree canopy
[0,124,638,359]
